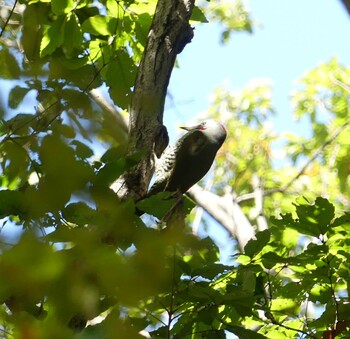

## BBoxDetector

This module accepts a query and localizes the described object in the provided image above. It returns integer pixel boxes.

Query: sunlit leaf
[226,326,267,339]
[244,229,270,258]
[63,13,83,57]
[51,0,74,15]
[82,15,118,36]
[40,16,65,57]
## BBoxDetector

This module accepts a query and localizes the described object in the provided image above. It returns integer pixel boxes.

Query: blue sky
[166,0,350,138]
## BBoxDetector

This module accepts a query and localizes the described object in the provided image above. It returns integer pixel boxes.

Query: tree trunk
[114,0,195,201]
[341,0,350,16]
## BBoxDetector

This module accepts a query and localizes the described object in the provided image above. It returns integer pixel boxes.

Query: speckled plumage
[149,121,227,195]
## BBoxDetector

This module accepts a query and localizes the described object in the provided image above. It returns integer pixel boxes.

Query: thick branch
[116,0,195,200]
[188,185,255,251]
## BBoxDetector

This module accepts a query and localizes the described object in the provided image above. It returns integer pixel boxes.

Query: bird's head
[180,120,227,145]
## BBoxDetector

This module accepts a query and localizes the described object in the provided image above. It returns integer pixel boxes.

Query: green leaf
[279,281,304,299]
[187,282,222,303]
[133,12,152,49]
[331,213,350,228]
[53,123,76,139]
[51,0,74,15]
[82,15,118,36]
[70,140,94,159]
[24,134,93,215]
[1,141,30,185]
[129,1,156,16]
[192,263,231,280]
[62,202,96,226]
[4,113,34,135]
[106,51,136,109]
[0,233,64,303]
[49,60,101,90]
[239,269,256,293]
[183,194,196,216]
[63,13,83,57]
[294,197,335,236]
[197,305,219,325]
[270,298,300,316]
[0,190,24,218]
[261,251,284,269]
[191,6,209,23]
[8,86,31,109]
[220,291,255,317]
[309,284,332,303]
[100,146,125,163]
[96,148,143,186]
[149,326,168,338]
[40,16,65,57]
[225,325,267,339]
[106,0,121,17]
[45,225,83,243]
[0,49,21,79]
[244,229,270,258]
[95,160,127,186]
[136,192,176,219]
[272,197,335,238]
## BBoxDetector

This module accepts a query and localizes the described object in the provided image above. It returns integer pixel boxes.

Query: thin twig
[329,73,350,93]
[236,120,350,202]
[278,120,349,193]
[0,0,18,38]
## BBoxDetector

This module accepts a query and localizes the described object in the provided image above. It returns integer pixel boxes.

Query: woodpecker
[149,121,227,195]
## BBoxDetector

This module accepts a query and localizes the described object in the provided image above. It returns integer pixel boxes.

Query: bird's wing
[149,130,205,194]
[148,145,176,194]
[164,130,208,192]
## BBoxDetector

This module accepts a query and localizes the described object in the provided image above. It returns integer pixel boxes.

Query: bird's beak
[180,124,199,131]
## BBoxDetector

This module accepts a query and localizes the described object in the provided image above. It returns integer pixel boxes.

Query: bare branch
[252,174,268,231]
[188,185,255,250]
[329,72,350,93]
[88,88,128,134]
[192,177,214,235]
[88,88,129,147]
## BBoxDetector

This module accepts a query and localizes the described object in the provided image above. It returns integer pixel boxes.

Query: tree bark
[341,0,350,16]
[114,0,195,201]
